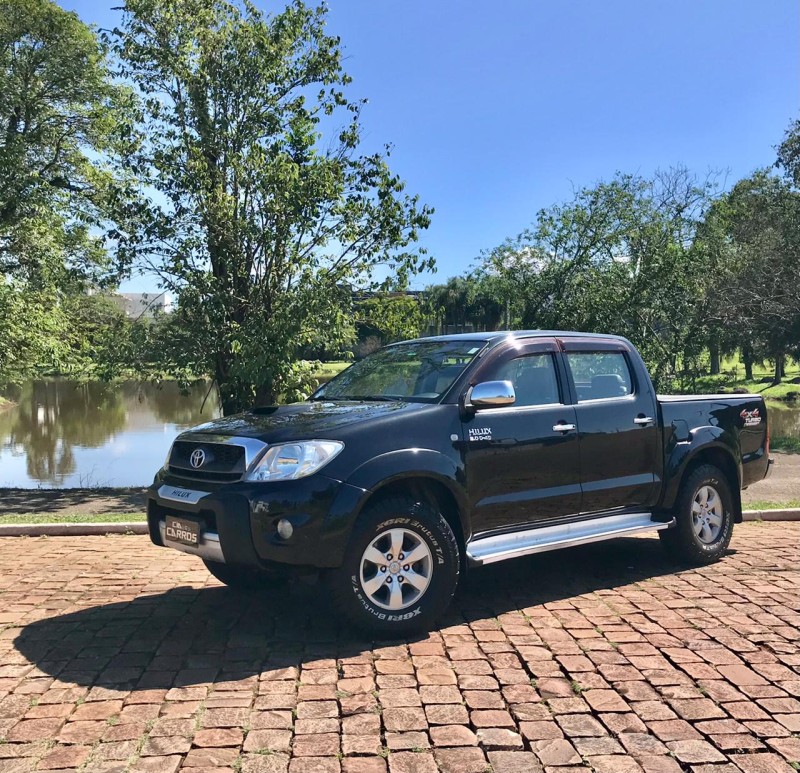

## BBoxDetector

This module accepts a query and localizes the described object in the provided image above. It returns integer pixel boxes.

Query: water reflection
[0,380,220,488]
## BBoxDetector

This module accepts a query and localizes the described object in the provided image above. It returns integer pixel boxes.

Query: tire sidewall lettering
[692,476,732,552]
[347,512,455,624]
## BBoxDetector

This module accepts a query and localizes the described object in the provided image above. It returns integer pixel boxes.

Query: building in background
[112,292,173,319]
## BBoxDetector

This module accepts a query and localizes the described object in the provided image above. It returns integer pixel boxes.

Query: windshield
[312,340,485,403]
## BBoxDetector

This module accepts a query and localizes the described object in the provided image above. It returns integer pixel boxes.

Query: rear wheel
[202,559,287,589]
[327,496,460,636]
[660,464,735,565]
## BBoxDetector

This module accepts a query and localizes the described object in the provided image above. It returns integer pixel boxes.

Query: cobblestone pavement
[0,523,798,773]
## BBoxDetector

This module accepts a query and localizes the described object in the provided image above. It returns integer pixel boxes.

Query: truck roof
[399,330,630,346]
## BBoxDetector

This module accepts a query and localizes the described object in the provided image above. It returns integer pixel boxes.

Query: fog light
[276,518,293,540]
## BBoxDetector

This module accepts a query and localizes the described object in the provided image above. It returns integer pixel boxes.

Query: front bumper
[147,471,367,570]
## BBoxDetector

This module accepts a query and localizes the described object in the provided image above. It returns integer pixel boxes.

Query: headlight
[244,440,344,482]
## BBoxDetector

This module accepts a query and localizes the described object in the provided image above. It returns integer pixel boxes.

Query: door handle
[634,416,654,425]
[553,423,576,432]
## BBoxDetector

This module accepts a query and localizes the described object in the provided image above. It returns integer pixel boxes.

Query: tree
[111,0,432,414]
[423,274,504,334]
[356,294,423,349]
[0,0,124,287]
[0,0,129,386]
[702,171,800,385]
[480,170,717,389]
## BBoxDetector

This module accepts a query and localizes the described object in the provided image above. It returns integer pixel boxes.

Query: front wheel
[326,496,460,637]
[660,464,735,565]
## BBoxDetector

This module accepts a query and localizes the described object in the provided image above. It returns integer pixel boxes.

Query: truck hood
[181,400,421,444]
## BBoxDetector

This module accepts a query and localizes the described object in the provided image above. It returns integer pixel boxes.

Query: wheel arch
[664,442,743,523]
[360,475,467,552]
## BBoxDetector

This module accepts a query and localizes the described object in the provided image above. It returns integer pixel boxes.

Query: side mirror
[467,380,516,409]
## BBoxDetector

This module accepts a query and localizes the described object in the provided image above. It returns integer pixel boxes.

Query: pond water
[0,380,220,488]
[0,382,798,489]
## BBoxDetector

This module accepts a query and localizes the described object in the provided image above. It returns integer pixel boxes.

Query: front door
[462,339,583,535]
[561,340,660,513]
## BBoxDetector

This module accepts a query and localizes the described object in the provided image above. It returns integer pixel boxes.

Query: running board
[466,512,674,566]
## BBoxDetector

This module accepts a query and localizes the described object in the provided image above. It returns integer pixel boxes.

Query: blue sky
[65,0,799,291]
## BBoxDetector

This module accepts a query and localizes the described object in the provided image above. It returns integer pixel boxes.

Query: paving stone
[385,731,430,751]
[341,761,387,773]
[486,750,543,772]
[287,759,341,773]
[387,751,438,773]
[571,735,625,755]
[193,727,244,747]
[531,738,581,766]
[429,724,478,746]
[243,729,292,753]
[433,747,490,773]
[383,707,427,732]
[476,727,523,750]
[728,753,796,772]
[424,704,468,726]
[36,744,91,769]
[587,756,645,773]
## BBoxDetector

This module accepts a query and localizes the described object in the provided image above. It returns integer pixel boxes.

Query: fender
[337,448,469,534]
[659,424,742,513]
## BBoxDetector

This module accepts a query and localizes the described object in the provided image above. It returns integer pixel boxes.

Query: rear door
[561,339,660,513]
[462,338,582,534]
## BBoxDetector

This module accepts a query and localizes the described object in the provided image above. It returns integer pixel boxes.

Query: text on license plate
[165,516,199,546]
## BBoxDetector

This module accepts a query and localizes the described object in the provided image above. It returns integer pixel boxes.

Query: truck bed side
[657,394,770,515]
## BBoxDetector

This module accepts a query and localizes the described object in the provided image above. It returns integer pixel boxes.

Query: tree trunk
[742,345,754,380]
[773,353,784,386]
[709,343,720,375]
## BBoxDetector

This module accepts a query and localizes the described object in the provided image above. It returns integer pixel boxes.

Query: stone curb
[742,508,800,521]
[0,522,148,537]
[0,511,798,537]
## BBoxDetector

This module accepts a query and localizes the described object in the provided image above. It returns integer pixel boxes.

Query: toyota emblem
[190,448,206,468]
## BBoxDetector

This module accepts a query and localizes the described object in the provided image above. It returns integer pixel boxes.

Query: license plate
[164,515,200,546]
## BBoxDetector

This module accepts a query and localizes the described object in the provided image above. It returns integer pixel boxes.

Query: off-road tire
[202,559,287,590]
[660,463,735,565]
[327,496,460,637]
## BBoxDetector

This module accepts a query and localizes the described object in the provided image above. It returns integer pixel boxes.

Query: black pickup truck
[147,332,771,634]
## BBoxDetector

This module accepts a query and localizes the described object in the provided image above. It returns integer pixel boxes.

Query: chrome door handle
[634,416,654,425]
[553,423,576,432]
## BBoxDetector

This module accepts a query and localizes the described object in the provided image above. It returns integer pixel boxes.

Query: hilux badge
[468,427,492,441]
[190,448,207,468]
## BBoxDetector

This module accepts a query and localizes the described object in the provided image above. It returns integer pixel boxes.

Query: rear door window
[566,351,633,402]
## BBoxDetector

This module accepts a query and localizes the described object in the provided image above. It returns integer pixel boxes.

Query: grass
[772,436,800,454]
[313,361,350,377]
[744,500,800,511]
[716,354,800,401]
[0,512,146,525]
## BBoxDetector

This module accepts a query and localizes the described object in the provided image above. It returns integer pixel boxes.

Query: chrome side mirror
[467,380,516,409]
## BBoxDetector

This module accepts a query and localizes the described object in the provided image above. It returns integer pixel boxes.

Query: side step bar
[466,512,674,566]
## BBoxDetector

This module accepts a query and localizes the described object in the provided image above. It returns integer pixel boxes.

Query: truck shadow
[14,537,715,691]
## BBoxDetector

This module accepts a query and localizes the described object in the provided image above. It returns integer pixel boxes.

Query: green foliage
[474,169,718,390]
[423,274,505,334]
[700,170,800,384]
[0,0,127,284]
[0,0,132,386]
[356,295,424,347]
[110,0,432,413]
